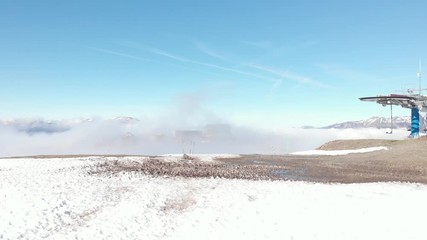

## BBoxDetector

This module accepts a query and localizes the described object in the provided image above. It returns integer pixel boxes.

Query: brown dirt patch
[89,158,287,181]
[219,137,427,184]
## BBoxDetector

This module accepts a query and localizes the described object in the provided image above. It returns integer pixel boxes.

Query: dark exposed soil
[218,137,427,183]
[89,158,287,181]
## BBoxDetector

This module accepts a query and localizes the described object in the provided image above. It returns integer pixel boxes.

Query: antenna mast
[418,60,422,96]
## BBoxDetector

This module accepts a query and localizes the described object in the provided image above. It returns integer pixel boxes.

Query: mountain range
[323,116,411,129]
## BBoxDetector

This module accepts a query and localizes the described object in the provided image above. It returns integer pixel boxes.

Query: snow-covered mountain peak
[324,116,411,129]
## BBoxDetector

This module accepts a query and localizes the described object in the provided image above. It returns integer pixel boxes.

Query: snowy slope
[1,157,427,240]
[324,116,411,129]
[290,146,388,156]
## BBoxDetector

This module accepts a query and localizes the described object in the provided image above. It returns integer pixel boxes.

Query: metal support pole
[419,60,423,96]
[387,104,393,134]
[390,104,393,133]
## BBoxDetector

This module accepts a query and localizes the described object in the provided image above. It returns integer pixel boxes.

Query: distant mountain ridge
[0,117,136,135]
[0,116,416,134]
[324,116,411,129]
[0,119,72,134]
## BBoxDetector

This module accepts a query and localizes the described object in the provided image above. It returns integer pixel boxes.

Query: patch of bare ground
[219,137,427,184]
[89,158,287,181]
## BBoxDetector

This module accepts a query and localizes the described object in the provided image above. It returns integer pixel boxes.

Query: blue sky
[1,0,426,128]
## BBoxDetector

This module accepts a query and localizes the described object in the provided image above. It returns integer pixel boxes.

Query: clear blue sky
[1,0,426,128]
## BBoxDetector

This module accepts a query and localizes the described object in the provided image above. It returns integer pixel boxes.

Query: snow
[1,157,427,240]
[290,146,388,156]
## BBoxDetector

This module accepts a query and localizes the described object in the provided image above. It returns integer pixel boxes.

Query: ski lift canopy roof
[359,94,427,111]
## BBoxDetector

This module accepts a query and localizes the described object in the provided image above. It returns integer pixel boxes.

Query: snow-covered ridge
[291,146,388,156]
[0,117,137,135]
[324,116,411,129]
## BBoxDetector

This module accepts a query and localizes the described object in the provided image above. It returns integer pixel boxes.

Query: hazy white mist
[0,116,409,157]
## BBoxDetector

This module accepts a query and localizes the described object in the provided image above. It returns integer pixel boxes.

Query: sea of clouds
[0,117,409,157]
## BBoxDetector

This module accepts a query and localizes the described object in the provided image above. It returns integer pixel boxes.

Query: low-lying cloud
[0,117,409,158]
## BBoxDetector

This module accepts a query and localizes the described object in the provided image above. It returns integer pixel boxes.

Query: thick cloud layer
[0,118,409,157]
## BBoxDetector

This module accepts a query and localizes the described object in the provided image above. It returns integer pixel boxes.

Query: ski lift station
[360,94,427,137]
[360,62,427,137]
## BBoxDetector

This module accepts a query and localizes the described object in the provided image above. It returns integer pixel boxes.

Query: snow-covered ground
[1,157,427,240]
[290,146,388,156]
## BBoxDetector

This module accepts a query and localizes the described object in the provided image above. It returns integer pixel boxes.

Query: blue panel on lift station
[411,108,420,137]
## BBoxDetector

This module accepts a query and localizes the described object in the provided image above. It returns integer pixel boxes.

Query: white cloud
[242,40,274,49]
[250,64,329,88]
[316,63,391,85]
[193,40,229,61]
[0,116,408,157]
[89,47,151,61]
[120,41,279,84]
